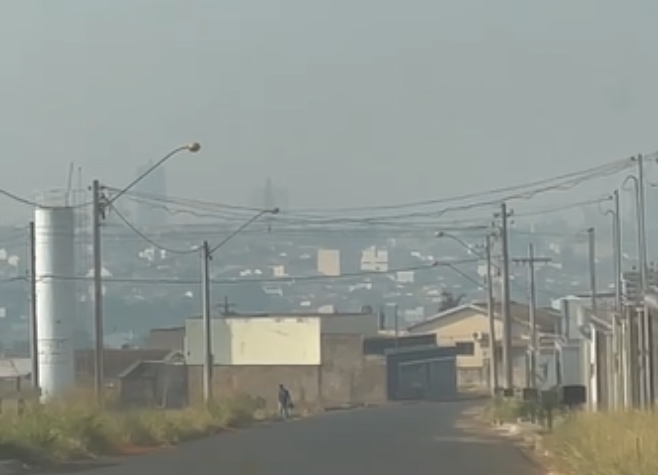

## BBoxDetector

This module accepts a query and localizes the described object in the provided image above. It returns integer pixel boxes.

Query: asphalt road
[55,401,541,475]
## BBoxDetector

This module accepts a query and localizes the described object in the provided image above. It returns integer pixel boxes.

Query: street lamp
[91,142,201,404]
[622,170,651,408]
[436,230,499,392]
[201,207,280,403]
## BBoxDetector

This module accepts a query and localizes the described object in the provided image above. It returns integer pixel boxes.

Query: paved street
[57,401,541,475]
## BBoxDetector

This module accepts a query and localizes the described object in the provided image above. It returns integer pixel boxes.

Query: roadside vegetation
[544,410,658,475]
[484,395,658,475]
[0,392,264,465]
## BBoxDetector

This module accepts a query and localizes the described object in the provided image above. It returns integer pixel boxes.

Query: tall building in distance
[134,160,168,228]
[250,178,289,211]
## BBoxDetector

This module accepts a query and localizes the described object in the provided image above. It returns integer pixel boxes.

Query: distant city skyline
[2,1,658,224]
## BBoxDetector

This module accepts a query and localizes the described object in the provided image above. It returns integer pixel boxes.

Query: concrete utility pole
[91,179,105,404]
[636,154,654,405]
[201,241,213,402]
[485,234,499,392]
[625,154,652,407]
[610,191,622,315]
[28,221,39,390]
[512,244,551,389]
[199,208,280,403]
[606,192,624,409]
[498,202,514,390]
[587,228,597,317]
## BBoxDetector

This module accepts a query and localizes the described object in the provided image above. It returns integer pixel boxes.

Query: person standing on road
[278,384,293,419]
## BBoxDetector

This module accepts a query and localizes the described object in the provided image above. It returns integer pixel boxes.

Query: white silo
[35,203,76,400]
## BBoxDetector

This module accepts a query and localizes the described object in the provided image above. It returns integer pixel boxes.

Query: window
[455,341,475,356]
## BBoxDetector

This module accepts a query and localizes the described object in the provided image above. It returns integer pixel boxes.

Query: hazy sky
[2,0,658,221]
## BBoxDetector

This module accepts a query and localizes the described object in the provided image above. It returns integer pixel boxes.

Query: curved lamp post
[436,230,499,392]
[201,207,280,402]
[92,142,201,403]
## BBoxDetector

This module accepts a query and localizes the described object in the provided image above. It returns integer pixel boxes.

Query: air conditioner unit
[472,331,488,342]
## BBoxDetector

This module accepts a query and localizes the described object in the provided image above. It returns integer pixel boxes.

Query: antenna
[64,162,74,206]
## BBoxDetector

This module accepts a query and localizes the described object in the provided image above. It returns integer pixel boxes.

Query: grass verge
[543,410,658,475]
[0,395,263,466]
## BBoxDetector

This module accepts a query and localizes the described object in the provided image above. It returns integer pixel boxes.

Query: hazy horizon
[2,1,658,223]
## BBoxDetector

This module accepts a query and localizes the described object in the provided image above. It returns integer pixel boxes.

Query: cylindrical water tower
[35,194,76,400]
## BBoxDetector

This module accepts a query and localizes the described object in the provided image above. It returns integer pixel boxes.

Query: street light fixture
[622,170,651,408]
[91,142,201,404]
[436,230,499,392]
[201,207,280,403]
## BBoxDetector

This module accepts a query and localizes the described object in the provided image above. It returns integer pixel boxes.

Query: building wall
[317,249,341,276]
[320,334,362,407]
[185,317,321,366]
[410,311,498,368]
[360,246,388,272]
[320,313,379,337]
[146,327,185,350]
[187,334,387,410]
[408,309,534,387]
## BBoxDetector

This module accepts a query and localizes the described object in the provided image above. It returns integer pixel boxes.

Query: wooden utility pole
[512,244,551,388]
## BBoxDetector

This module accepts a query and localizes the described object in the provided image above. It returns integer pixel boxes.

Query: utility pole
[587,228,597,317]
[512,244,551,389]
[394,304,399,347]
[28,221,39,390]
[610,191,624,409]
[201,241,213,403]
[91,180,105,405]
[485,234,499,393]
[611,191,622,315]
[498,203,514,390]
[636,154,654,405]
[588,227,612,410]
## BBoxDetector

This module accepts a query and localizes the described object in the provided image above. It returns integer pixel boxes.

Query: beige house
[407,301,561,387]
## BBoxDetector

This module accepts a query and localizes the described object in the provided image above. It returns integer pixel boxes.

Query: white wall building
[360,246,388,272]
[184,311,378,366]
[317,249,341,276]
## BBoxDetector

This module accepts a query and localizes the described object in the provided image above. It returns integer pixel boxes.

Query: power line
[107,205,200,255]
[105,157,633,222]
[12,260,474,286]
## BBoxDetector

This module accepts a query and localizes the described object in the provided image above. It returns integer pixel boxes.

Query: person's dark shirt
[278,387,290,404]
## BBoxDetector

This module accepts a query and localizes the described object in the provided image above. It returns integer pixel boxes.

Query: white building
[317,249,341,276]
[360,246,388,272]
[184,310,379,366]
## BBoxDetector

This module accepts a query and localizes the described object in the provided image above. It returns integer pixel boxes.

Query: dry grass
[545,410,658,475]
[484,397,540,423]
[0,393,264,465]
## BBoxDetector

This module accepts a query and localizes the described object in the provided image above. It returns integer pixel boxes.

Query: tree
[438,291,465,312]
